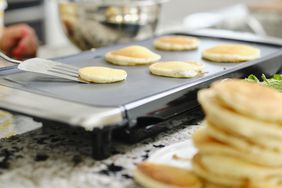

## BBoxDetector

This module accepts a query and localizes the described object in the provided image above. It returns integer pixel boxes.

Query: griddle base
[39,107,203,160]
[115,107,204,143]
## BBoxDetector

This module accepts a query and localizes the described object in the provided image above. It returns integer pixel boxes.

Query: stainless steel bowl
[58,0,165,50]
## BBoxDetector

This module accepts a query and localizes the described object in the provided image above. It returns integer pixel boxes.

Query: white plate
[148,140,197,170]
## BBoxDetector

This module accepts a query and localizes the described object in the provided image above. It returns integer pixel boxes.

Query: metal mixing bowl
[58,0,165,50]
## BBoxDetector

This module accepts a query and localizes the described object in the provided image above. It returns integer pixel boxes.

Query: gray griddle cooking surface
[0,35,281,107]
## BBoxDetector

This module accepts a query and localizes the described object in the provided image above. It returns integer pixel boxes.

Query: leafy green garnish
[245,74,282,91]
[273,74,282,80]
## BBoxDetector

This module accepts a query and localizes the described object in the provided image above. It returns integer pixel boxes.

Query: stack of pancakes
[193,79,282,188]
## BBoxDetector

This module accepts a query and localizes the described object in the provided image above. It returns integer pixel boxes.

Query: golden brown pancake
[204,121,276,156]
[134,162,203,188]
[198,88,282,141]
[105,45,161,65]
[154,35,199,51]
[78,66,127,83]
[199,153,282,182]
[198,88,282,152]
[192,79,282,188]
[211,79,282,124]
[149,61,204,78]
[192,153,244,187]
[202,44,260,62]
[193,153,282,188]
[193,127,282,167]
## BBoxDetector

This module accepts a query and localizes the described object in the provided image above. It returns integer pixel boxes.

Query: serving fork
[0,51,88,83]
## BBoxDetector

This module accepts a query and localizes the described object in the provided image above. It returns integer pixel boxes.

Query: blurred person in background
[0,0,38,60]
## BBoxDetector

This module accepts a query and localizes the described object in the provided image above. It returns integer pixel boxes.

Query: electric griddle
[0,31,281,159]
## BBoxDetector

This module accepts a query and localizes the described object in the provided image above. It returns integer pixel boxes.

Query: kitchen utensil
[0,51,87,83]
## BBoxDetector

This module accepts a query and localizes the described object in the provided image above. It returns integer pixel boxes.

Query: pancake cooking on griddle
[105,45,161,66]
[154,35,199,51]
[149,61,204,78]
[79,66,127,83]
[202,44,260,63]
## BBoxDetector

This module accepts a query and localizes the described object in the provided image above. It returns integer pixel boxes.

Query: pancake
[134,162,203,188]
[192,79,282,188]
[149,61,204,78]
[105,45,161,66]
[211,79,282,124]
[202,44,260,62]
[154,35,199,51]
[198,88,282,141]
[192,153,244,187]
[206,180,282,188]
[205,121,282,156]
[193,153,282,187]
[78,66,127,83]
[199,153,282,181]
[206,112,282,152]
[198,88,282,152]
[193,127,282,167]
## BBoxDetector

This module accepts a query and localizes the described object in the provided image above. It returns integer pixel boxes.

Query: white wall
[159,0,258,29]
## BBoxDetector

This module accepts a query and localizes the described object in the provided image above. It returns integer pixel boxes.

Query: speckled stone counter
[0,117,201,188]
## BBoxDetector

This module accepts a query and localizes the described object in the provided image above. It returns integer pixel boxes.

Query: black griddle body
[0,32,281,159]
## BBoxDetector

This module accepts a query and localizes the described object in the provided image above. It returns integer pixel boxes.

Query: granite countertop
[0,116,201,188]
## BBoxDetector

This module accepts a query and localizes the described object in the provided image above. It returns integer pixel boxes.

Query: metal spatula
[0,52,88,83]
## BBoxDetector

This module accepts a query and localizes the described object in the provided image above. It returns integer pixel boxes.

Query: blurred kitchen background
[4,0,282,58]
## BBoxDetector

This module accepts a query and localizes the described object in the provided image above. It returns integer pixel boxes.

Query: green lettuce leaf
[245,74,282,91]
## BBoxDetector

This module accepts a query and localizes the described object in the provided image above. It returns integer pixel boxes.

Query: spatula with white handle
[0,51,88,83]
